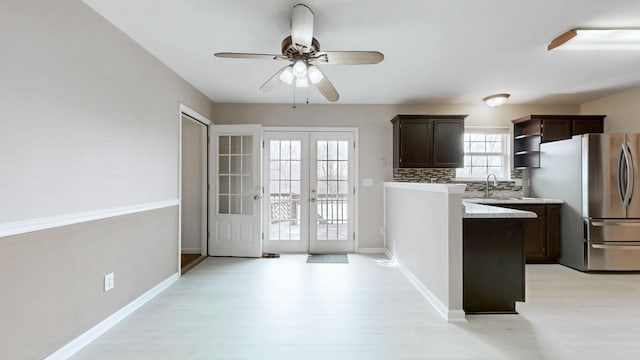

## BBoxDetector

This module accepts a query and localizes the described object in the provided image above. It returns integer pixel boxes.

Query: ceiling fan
[214,4,384,102]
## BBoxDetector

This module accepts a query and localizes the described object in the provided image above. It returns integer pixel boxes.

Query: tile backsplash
[392,168,523,194]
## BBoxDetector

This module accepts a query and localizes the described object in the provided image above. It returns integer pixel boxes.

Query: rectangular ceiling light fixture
[548,29,640,50]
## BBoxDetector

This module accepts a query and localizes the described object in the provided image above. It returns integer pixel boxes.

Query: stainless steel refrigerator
[532,133,640,271]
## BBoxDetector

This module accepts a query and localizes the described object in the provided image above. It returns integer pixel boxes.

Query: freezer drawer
[585,219,640,242]
[586,241,640,271]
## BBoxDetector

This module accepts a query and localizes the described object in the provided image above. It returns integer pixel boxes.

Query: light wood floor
[72,254,640,359]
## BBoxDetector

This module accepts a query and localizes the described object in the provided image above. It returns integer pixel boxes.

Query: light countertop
[463,197,564,205]
[384,181,466,194]
[462,202,537,219]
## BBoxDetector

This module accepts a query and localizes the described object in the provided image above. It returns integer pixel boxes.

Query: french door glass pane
[268,140,302,241]
[316,140,349,241]
[218,135,253,215]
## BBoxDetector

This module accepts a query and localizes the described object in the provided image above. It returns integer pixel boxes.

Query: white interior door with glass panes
[263,131,355,254]
[210,125,263,257]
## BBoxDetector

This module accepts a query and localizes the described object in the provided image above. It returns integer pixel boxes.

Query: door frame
[263,126,360,252]
[178,103,211,274]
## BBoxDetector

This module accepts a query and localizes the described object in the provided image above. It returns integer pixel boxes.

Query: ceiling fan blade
[214,52,287,60]
[259,65,291,93]
[291,4,314,50]
[310,66,339,102]
[315,51,384,65]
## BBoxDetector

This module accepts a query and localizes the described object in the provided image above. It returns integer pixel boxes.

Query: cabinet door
[496,204,547,262]
[573,119,603,135]
[433,119,464,168]
[546,204,561,259]
[541,119,572,143]
[399,120,432,167]
[522,218,547,261]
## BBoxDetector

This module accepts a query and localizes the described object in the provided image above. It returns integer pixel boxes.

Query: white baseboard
[45,273,179,360]
[181,248,202,254]
[357,247,387,254]
[394,262,466,323]
[367,247,394,260]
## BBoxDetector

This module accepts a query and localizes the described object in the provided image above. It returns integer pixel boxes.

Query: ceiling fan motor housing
[281,35,321,57]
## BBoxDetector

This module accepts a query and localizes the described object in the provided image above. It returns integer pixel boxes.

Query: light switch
[362,179,374,187]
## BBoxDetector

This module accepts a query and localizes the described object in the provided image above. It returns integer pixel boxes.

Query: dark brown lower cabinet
[463,218,525,314]
[492,204,561,263]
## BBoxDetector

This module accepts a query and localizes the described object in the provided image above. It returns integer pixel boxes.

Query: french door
[263,131,355,254]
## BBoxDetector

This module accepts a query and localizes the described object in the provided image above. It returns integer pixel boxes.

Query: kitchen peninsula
[384,182,536,320]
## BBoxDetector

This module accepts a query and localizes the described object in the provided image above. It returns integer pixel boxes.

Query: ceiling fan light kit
[295,77,309,88]
[548,28,640,51]
[308,65,323,84]
[279,66,295,85]
[292,60,307,78]
[482,93,511,107]
[213,4,384,102]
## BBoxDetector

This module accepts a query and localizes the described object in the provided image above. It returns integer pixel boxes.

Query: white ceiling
[83,0,640,105]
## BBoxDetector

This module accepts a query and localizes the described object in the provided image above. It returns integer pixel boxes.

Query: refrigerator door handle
[591,221,640,227]
[591,244,640,250]
[622,142,633,208]
[618,144,627,207]
[625,143,635,206]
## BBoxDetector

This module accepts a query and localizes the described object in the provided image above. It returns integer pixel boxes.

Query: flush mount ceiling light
[482,93,511,107]
[548,28,640,51]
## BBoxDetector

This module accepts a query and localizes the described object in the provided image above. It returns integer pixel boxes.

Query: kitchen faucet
[485,173,498,198]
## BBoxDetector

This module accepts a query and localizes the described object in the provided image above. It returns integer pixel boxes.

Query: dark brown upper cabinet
[512,115,605,168]
[392,115,467,168]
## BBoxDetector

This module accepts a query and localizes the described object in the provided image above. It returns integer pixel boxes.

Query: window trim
[454,127,511,181]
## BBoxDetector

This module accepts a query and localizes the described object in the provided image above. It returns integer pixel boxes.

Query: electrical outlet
[104,273,114,292]
[514,179,523,186]
[380,227,385,236]
[362,178,374,187]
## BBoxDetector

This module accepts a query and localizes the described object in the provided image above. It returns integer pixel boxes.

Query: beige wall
[0,0,214,222]
[580,86,640,132]
[0,207,178,360]
[213,103,579,249]
[0,0,214,358]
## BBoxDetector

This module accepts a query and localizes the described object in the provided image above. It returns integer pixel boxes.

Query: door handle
[618,145,626,208]
[253,194,262,200]
[310,198,316,203]
[622,142,633,208]
[591,221,640,227]
[591,244,640,250]
[625,142,635,206]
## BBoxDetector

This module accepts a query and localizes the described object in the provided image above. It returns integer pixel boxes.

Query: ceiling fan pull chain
[292,85,297,109]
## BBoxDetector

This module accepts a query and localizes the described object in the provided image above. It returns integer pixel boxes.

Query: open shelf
[514,134,539,140]
[514,150,539,156]
[514,152,540,168]
[512,115,605,168]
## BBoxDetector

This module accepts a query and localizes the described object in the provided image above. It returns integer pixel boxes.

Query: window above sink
[455,126,511,181]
